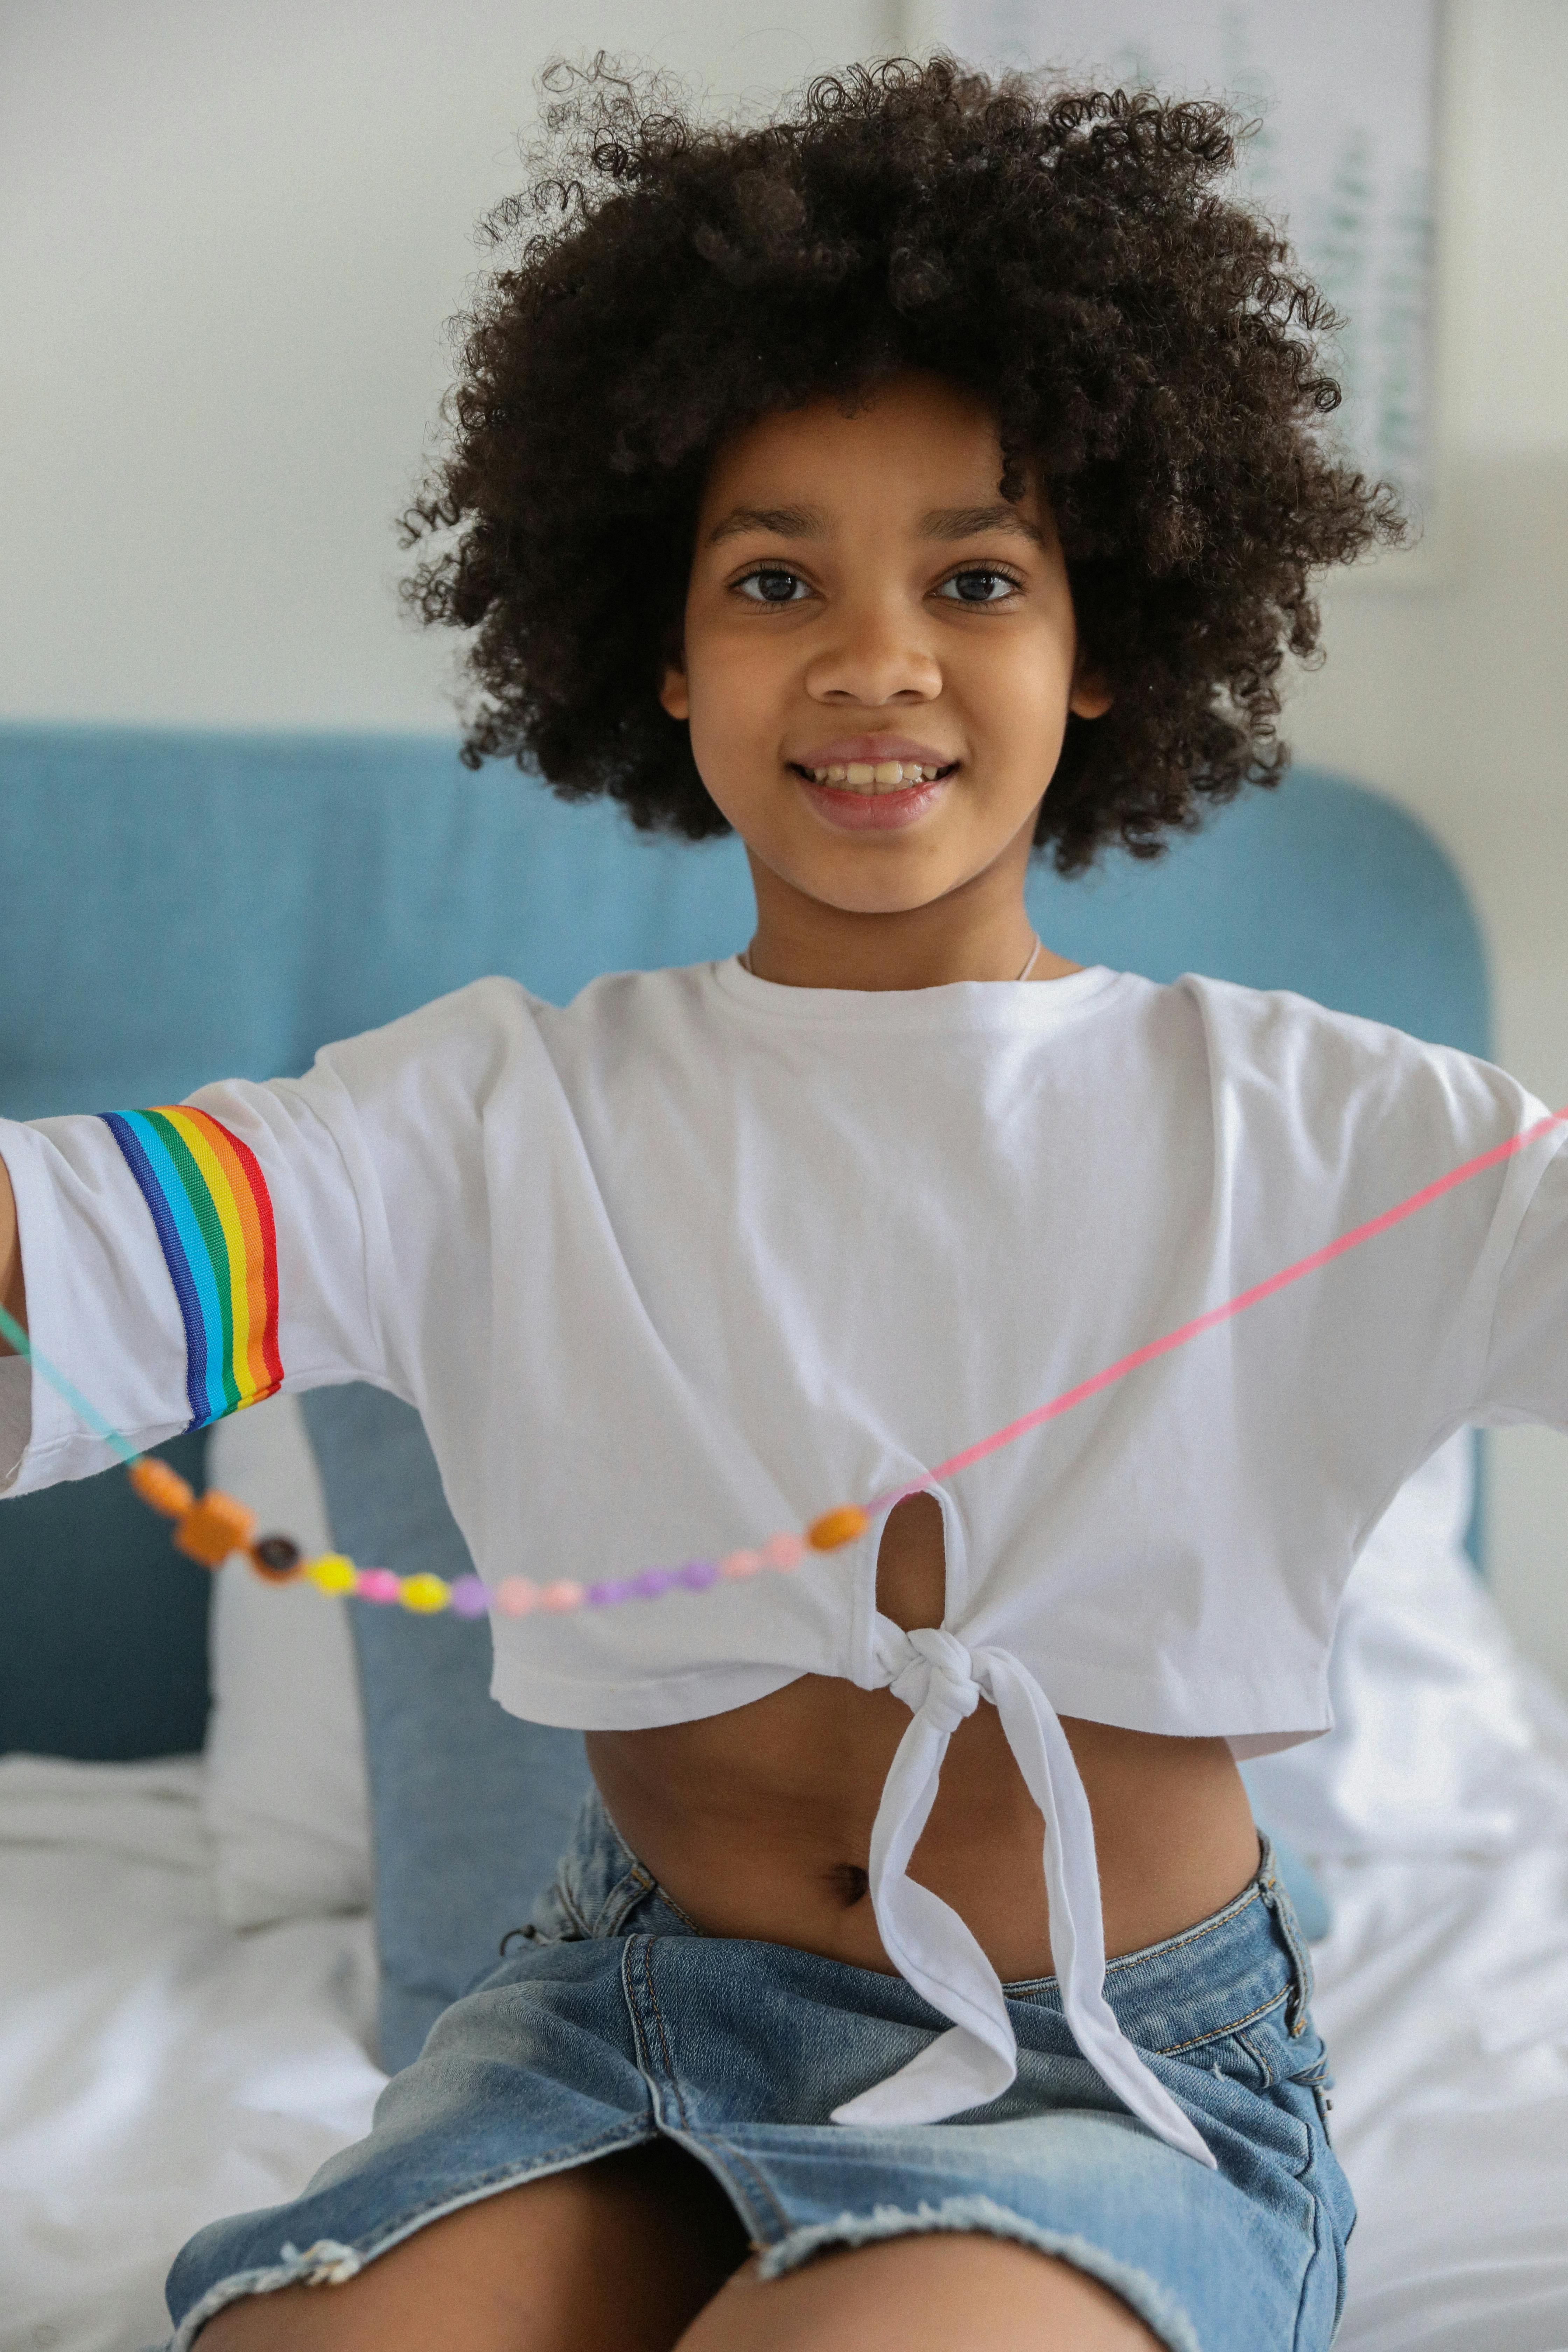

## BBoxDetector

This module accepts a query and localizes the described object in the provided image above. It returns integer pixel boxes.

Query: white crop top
[5,958,1568,2166]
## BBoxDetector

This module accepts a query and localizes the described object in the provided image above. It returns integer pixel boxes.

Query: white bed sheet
[0,1758,384,2352]
[1,1760,1564,2351]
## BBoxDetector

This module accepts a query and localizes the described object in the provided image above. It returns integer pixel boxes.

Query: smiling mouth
[789,760,958,794]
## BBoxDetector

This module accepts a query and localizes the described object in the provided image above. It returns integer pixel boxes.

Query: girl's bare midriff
[587,1495,1262,1983]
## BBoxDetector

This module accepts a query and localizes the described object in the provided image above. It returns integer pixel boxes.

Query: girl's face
[659,371,1109,982]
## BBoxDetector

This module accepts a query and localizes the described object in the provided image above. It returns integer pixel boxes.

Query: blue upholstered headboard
[0,723,1493,1756]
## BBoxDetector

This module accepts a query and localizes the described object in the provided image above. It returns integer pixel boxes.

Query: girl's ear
[659,659,690,722]
[1069,657,1112,721]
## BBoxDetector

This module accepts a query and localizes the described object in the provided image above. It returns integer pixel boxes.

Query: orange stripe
[168,1108,279,1405]
[192,1113,273,1399]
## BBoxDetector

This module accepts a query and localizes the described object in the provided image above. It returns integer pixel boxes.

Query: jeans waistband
[527,1786,1316,2058]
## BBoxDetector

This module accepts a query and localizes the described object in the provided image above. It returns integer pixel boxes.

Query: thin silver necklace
[740,933,1042,981]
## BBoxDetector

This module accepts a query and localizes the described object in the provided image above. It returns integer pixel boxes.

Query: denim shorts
[165,1791,1354,2352]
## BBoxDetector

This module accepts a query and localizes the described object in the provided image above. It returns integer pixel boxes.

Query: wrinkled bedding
[1,1735,1565,2350]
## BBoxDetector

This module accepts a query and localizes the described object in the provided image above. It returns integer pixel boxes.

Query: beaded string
[2,1097,1564,1617]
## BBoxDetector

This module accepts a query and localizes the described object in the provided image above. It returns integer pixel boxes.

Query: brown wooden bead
[247,1534,303,1584]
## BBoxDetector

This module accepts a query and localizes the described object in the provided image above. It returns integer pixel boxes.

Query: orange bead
[806,1505,869,1552]
[128,1456,195,1520]
[172,1489,258,1568]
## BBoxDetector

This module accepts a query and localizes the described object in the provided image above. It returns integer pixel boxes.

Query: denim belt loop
[589,1862,648,1936]
[1254,1833,1315,2036]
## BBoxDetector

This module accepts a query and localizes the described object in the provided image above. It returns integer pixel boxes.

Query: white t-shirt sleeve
[0,978,531,1502]
[0,979,520,1499]
[0,1063,386,1495]
[1470,1118,1568,1431]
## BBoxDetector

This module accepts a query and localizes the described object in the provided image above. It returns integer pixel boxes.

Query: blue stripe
[102,1112,222,1428]
[121,1112,230,1427]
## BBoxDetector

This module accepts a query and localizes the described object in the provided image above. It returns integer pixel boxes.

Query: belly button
[831,1863,870,1907]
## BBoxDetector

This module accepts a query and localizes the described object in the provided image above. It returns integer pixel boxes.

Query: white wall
[1283,0,1568,1690]
[2,0,1564,1681]
[0,0,892,727]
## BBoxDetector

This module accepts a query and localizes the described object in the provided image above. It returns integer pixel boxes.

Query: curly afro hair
[401,54,1402,876]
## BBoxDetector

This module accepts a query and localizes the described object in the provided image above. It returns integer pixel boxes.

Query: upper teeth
[804,761,945,789]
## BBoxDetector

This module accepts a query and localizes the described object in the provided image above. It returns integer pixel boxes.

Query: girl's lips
[795,770,952,833]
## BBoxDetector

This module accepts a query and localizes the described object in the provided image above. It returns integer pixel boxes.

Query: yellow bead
[305,1553,358,1595]
[399,1573,451,1613]
[807,1505,869,1552]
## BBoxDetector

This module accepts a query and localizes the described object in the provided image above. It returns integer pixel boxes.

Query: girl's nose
[804,605,942,706]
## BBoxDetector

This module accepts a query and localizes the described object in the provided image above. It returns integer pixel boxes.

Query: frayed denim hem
[162,2242,363,2351]
[752,2194,1203,2352]
[158,2133,657,2350]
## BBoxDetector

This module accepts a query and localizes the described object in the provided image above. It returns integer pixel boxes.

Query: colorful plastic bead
[449,1575,491,1618]
[496,1577,538,1616]
[247,1534,303,1583]
[173,1489,258,1568]
[679,1560,718,1590]
[128,1457,195,1519]
[807,1505,868,1552]
[763,1532,804,1571]
[719,1548,764,1579]
[356,1568,402,1605]
[400,1573,450,1613]
[634,1567,679,1598]
[538,1580,584,1614]
[305,1553,359,1596]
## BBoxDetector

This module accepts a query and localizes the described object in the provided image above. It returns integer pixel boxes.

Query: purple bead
[586,1578,633,1608]
[679,1560,719,1591]
[633,1567,678,1600]
[449,1575,490,1618]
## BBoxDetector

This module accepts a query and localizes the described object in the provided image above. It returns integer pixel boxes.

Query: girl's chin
[796,772,952,833]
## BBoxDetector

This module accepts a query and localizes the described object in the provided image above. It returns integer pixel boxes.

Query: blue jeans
[167,1791,1354,2352]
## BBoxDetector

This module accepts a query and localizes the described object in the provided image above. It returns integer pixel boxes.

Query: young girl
[4,54,1564,2352]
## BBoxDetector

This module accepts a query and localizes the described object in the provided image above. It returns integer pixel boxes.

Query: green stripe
[145,1111,241,1417]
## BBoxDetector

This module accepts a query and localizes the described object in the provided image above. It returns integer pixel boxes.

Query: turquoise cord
[0,1297,142,1469]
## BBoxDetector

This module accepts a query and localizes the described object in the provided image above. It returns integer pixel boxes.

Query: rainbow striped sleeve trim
[102,1106,284,1430]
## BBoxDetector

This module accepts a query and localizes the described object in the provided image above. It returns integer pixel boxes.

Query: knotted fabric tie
[888,1625,981,1736]
[831,1624,1217,2168]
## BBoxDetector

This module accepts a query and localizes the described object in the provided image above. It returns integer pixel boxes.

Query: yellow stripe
[161,1108,258,1401]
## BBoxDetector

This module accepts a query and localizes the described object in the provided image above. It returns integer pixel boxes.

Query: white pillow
[203,1392,371,1926]
[1243,1429,1568,1860]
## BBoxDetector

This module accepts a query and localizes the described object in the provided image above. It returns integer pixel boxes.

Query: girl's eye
[735,567,808,605]
[937,567,1022,605]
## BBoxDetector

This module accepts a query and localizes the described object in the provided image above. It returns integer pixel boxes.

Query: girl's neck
[740,858,1080,993]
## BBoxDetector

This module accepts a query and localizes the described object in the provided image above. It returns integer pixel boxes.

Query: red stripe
[193,1111,284,1395]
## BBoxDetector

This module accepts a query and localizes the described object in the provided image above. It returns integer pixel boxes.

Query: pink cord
[866,1103,1568,1517]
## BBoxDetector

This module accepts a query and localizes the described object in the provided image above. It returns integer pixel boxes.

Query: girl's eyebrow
[706,500,1045,549]
[925,502,1046,550]
[706,503,825,546]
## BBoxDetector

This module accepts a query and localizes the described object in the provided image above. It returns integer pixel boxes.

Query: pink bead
[719,1548,764,1580]
[763,1533,804,1571]
[496,1577,538,1617]
[356,1569,402,1605]
[539,1580,585,1614]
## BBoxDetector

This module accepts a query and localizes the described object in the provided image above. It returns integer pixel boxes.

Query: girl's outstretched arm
[0,1155,25,1345]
